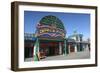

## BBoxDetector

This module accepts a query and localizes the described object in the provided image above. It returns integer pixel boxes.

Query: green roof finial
[73,30,77,35]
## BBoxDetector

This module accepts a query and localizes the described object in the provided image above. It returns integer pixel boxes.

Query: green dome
[39,15,65,30]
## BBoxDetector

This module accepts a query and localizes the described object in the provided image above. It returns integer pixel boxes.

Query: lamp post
[64,38,69,55]
[33,38,39,61]
[64,38,67,55]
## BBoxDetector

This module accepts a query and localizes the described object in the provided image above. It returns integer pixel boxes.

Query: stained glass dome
[36,15,66,39]
[39,15,65,30]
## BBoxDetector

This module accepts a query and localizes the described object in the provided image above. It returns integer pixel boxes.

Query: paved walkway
[41,51,90,61]
[25,51,90,62]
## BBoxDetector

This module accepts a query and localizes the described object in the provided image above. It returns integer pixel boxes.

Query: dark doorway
[48,47,55,56]
[24,47,33,58]
[70,45,75,52]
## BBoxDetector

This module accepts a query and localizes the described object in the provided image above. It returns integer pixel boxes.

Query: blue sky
[24,11,90,39]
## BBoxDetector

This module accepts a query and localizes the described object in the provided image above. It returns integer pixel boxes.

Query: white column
[74,44,77,53]
[59,42,62,55]
[83,44,85,51]
[68,44,70,53]
[86,44,89,51]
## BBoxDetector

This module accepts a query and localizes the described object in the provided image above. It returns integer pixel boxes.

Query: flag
[33,38,39,61]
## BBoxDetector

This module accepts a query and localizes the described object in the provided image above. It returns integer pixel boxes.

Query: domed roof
[39,15,65,30]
